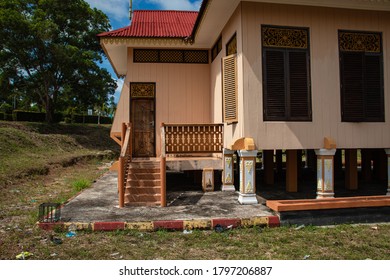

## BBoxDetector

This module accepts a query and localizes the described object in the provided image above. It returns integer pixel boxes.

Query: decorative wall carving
[134,49,209,64]
[339,31,381,53]
[262,26,308,49]
[130,83,155,98]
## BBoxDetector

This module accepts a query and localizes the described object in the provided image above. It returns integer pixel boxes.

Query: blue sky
[85,0,202,102]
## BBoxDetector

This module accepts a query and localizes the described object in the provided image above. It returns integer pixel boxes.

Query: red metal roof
[98,10,198,38]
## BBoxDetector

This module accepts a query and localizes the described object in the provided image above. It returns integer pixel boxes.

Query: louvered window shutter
[364,55,384,121]
[340,52,384,122]
[263,49,286,120]
[340,52,365,121]
[222,54,238,123]
[289,51,310,119]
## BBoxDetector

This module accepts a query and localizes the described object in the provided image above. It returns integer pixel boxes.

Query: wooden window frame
[226,33,237,56]
[212,36,222,62]
[338,30,384,122]
[262,25,312,122]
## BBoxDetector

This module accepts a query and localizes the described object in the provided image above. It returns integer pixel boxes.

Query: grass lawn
[1,121,390,260]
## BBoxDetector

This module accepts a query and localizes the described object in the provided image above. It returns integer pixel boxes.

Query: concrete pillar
[385,149,390,195]
[237,150,258,204]
[315,149,336,199]
[263,150,274,185]
[345,149,358,190]
[361,149,372,182]
[222,148,235,191]
[286,150,298,192]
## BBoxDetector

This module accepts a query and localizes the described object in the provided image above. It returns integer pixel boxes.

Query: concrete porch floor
[60,171,275,224]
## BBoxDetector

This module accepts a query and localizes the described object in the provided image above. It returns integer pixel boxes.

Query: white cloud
[85,0,129,21]
[146,0,202,11]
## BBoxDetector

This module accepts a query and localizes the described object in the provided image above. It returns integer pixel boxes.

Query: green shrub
[71,178,91,192]
[12,110,63,123]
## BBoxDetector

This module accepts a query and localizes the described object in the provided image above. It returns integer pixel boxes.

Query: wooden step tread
[266,196,390,212]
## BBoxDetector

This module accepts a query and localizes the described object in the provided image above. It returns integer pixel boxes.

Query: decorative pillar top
[238,150,258,157]
[223,148,235,155]
[315,149,337,156]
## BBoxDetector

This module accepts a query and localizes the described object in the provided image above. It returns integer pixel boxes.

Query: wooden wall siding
[211,4,244,148]
[112,48,211,157]
[241,2,390,150]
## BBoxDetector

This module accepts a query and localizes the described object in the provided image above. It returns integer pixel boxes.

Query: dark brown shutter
[340,52,364,121]
[222,54,238,123]
[364,55,384,121]
[264,49,286,120]
[289,51,310,119]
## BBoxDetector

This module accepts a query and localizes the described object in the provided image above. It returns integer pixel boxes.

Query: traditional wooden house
[99,0,390,210]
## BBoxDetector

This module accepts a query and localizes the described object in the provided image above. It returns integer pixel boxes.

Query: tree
[0,0,116,122]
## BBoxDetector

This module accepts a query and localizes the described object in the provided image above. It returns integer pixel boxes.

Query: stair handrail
[118,122,132,208]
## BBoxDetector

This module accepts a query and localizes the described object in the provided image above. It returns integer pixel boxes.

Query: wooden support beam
[345,149,358,190]
[286,150,298,193]
[263,150,274,185]
[297,149,302,179]
[334,149,343,179]
[275,150,283,174]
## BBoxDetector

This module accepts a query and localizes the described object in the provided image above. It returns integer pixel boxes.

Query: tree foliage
[0,0,116,122]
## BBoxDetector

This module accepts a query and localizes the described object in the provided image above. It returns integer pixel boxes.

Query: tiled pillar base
[315,149,336,199]
[237,150,258,205]
[222,149,235,191]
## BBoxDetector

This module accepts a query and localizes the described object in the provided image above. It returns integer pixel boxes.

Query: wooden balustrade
[118,122,132,208]
[161,123,224,155]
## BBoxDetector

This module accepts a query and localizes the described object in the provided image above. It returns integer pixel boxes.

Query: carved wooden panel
[262,26,308,49]
[339,31,381,53]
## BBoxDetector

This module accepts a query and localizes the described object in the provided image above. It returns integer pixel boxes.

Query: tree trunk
[45,95,54,123]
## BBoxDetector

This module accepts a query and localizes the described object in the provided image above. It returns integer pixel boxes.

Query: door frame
[130,82,156,158]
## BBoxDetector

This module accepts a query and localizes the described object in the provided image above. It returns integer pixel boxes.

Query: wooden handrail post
[121,122,126,147]
[160,156,166,207]
[118,157,125,208]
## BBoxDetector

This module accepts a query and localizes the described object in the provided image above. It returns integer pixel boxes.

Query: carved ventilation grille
[339,31,381,53]
[130,83,155,98]
[134,49,208,64]
[262,26,308,49]
[212,36,222,61]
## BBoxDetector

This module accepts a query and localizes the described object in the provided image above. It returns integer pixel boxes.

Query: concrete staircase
[125,159,161,206]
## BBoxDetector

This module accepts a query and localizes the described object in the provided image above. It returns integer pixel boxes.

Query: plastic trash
[303,255,310,260]
[66,231,76,238]
[51,236,63,245]
[183,229,193,234]
[16,251,33,260]
[214,224,224,233]
[295,225,305,230]
[226,225,233,230]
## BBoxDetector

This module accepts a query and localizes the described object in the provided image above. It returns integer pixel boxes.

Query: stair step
[125,194,161,203]
[128,168,160,174]
[128,173,160,180]
[125,201,161,207]
[127,179,161,187]
[125,186,161,195]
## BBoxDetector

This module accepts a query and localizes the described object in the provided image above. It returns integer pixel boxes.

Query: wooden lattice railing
[118,123,132,208]
[161,123,224,155]
[159,123,224,207]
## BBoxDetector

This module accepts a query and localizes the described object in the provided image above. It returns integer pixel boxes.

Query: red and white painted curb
[37,216,280,232]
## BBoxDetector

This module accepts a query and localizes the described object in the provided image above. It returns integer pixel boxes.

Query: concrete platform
[46,171,278,231]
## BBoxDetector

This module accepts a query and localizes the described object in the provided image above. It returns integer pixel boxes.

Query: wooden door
[131,98,155,158]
